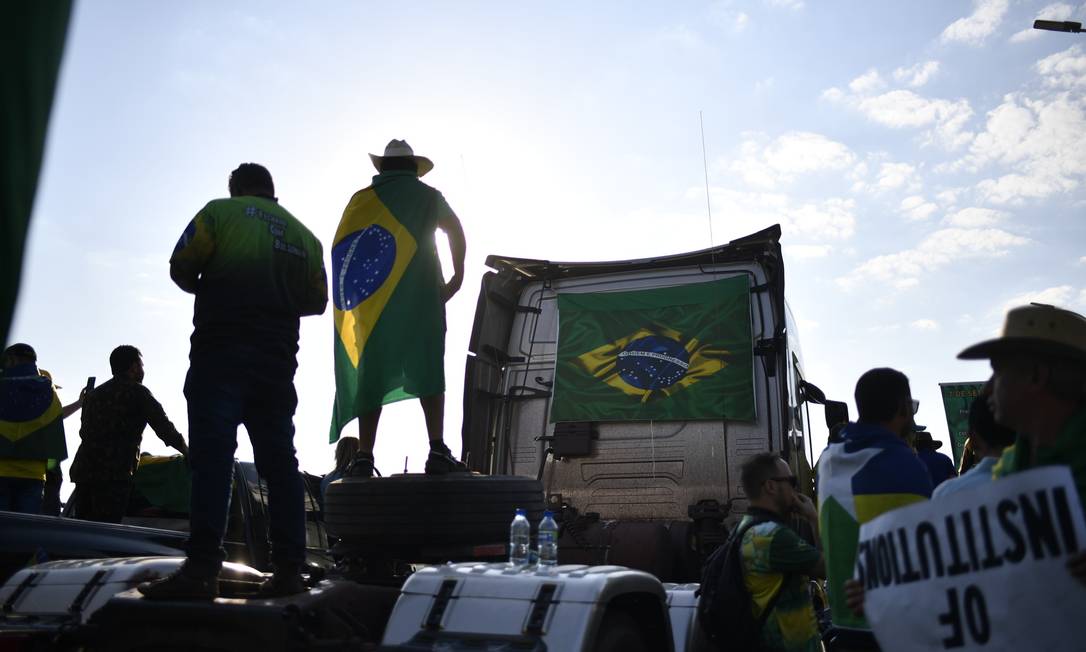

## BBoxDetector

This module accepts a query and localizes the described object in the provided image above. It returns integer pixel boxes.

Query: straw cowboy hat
[958,303,1086,364]
[369,139,434,177]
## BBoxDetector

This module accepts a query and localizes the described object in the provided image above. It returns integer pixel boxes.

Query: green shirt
[171,196,327,367]
[740,515,822,652]
[993,405,1086,517]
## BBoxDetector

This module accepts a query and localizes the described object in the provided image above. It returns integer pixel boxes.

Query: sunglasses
[770,476,798,488]
[911,399,920,415]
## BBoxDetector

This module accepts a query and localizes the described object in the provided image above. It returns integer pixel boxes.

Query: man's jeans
[184,351,304,575]
[0,476,44,514]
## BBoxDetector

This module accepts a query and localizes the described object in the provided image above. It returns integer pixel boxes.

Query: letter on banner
[858,467,1086,652]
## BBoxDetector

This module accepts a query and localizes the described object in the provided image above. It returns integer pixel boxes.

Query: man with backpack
[699,452,825,651]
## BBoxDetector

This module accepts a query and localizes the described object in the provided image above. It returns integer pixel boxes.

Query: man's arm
[170,262,200,294]
[139,386,189,456]
[436,210,466,303]
[768,515,826,580]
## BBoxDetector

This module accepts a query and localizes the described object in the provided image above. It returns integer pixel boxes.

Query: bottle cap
[515,508,526,515]
[543,510,554,518]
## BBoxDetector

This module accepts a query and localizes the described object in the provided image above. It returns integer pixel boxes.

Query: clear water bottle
[537,510,559,569]
[509,508,530,567]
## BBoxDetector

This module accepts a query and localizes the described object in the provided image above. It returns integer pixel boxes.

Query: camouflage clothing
[70,377,184,484]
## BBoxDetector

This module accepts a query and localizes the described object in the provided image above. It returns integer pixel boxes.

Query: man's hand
[442,273,463,303]
[844,578,865,617]
[176,439,190,457]
[1069,550,1086,586]
[792,493,818,522]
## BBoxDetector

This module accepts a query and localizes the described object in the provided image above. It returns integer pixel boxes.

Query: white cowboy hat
[958,303,1086,364]
[369,139,434,177]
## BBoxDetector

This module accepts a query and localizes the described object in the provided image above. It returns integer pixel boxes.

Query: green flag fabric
[551,276,755,423]
[939,382,984,466]
[132,454,191,514]
[329,171,453,441]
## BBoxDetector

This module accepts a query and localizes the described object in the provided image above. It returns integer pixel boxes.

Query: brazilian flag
[551,276,754,423]
[133,455,191,514]
[0,371,67,461]
[329,173,450,441]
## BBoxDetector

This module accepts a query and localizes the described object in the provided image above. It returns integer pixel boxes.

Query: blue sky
[12,0,1086,484]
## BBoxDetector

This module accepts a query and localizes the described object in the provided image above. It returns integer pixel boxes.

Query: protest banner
[939,382,985,467]
[860,467,1086,652]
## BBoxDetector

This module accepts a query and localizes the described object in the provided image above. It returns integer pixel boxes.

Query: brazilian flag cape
[551,276,755,423]
[816,422,932,629]
[329,171,450,441]
[0,366,67,461]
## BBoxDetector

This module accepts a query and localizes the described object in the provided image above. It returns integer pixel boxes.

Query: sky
[11,0,1086,489]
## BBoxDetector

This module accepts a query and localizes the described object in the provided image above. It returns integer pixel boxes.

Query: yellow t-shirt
[0,459,48,481]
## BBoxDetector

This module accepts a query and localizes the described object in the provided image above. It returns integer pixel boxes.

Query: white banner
[859,466,1086,652]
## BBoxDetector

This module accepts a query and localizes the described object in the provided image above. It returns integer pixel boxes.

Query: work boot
[258,569,307,598]
[425,442,469,474]
[347,452,375,478]
[138,567,218,601]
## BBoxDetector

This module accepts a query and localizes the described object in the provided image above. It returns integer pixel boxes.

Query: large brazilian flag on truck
[551,276,755,423]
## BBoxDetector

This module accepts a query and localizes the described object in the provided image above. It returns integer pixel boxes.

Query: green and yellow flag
[133,454,191,514]
[329,172,452,441]
[0,368,66,461]
[551,276,755,423]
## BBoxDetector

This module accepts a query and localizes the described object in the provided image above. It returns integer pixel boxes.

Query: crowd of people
[731,302,1086,651]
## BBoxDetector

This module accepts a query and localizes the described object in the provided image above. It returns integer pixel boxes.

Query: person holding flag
[329,139,467,477]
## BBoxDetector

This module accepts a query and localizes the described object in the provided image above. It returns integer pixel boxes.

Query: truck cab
[461,225,829,580]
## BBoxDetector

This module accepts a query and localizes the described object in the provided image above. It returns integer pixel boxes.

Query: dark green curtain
[1,2,73,347]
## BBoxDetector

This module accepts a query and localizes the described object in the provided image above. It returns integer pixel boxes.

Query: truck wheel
[594,610,648,652]
[324,474,545,548]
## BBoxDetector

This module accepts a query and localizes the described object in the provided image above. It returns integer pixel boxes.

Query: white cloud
[900,195,939,221]
[783,244,832,259]
[706,188,857,241]
[942,207,1008,227]
[764,0,804,9]
[941,0,1009,46]
[936,188,965,206]
[734,12,750,32]
[875,162,917,190]
[1036,45,1086,89]
[728,131,855,188]
[754,77,775,93]
[893,61,940,87]
[911,319,940,331]
[837,227,1029,290]
[825,80,975,149]
[1010,3,1076,43]
[1001,285,1084,315]
[962,91,1086,204]
[849,69,885,94]
[1079,256,1086,265]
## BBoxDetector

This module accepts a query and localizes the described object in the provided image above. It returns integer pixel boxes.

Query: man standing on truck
[328,140,467,477]
[69,345,188,522]
[816,368,932,633]
[139,163,327,600]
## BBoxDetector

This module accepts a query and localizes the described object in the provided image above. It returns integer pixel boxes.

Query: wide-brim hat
[914,429,942,450]
[958,303,1086,363]
[369,139,434,177]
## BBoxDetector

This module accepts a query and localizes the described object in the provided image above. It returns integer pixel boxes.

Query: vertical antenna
[700,110,715,247]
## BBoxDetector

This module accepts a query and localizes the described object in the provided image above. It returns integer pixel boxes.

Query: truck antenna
[700,110,715,247]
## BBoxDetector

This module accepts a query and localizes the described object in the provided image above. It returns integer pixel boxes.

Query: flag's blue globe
[616,335,690,391]
[331,225,397,311]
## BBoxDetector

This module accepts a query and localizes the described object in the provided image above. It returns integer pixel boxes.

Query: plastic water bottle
[509,508,530,567]
[537,510,559,570]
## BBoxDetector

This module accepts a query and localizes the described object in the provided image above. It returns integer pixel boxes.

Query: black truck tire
[324,474,545,547]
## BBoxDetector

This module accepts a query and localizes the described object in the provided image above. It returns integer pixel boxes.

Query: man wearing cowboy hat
[913,426,957,489]
[328,139,467,477]
[958,302,1086,584]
